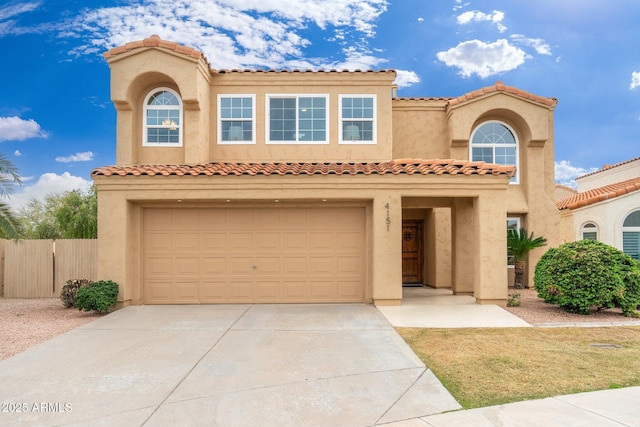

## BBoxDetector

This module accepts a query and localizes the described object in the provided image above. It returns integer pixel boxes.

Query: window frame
[143,87,183,147]
[507,217,521,267]
[265,94,329,145]
[469,120,519,184]
[217,94,256,145]
[622,210,640,260]
[339,94,377,145]
[580,222,598,241]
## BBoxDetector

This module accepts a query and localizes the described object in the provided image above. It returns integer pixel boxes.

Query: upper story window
[218,95,255,144]
[623,210,640,260]
[267,95,328,144]
[581,222,598,240]
[339,95,376,144]
[470,121,519,184]
[143,88,183,147]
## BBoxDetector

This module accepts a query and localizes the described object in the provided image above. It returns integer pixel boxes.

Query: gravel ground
[2,291,640,361]
[504,289,640,325]
[0,298,100,361]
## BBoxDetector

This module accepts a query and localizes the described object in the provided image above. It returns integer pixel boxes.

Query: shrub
[534,240,640,317]
[60,278,93,308]
[76,280,119,314]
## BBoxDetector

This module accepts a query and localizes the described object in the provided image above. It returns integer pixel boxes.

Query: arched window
[143,88,183,146]
[581,222,598,240]
[622,210,640,260]
[470,121,519,183]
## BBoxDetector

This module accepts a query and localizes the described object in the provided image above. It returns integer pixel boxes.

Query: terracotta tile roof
[577,156,640,179]
[447,81,557,108]
[103,35,395,75]
[91,159,515,178]
[556,176,640,210]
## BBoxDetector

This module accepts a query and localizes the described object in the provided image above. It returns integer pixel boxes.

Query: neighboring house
[92,35,560,306]
[557,156,640,260]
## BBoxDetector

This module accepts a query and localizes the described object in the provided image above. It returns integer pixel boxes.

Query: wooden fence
[0,239,97,298]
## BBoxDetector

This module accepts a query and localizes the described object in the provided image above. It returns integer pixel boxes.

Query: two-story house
[92,35,560,306]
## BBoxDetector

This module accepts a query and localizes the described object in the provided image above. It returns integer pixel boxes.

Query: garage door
[143,207,365,304]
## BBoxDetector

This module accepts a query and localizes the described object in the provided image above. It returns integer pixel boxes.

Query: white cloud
[510,34,552,55]
[631,71,640,90]
[393,70,420,88]
[7,172,92,211]
[418,17,424,22]
[59,0,389,70]
[14,150,21,157]
[456,10,506,33]
[436,39,529,78]
[0,1,40,21]
[55,151,94,163]
[0,116,48,142]
[554,160,598,188]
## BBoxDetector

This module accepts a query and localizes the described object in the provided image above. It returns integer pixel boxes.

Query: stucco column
[114,107,134,165]
[473,194,508,305]
[372,193,402,305]
[96,190,131,306]
[451,198,474,295]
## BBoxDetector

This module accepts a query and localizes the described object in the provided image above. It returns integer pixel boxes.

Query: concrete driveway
[0,304,459,426]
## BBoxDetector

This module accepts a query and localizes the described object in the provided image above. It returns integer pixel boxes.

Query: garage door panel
[255,232,281,251]
[172,281,199,303]
[143,207,364,304]
[309,232,336,250]
[200,281,227,301]
[282,257,307,274]
[201,257,226,274]
[146,256,173,276]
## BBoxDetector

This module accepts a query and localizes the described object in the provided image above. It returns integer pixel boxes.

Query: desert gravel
[0,298,100,361]
[2,289,640,361]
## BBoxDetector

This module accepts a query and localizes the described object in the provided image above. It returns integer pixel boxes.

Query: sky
[0,0,639,210]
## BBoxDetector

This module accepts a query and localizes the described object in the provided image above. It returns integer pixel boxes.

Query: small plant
[76,280,119,314]
[507,292,521,307]
[534,240,640,317]
[507,228,547,289]
[60,278,93,308]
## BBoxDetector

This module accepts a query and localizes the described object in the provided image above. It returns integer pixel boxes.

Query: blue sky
[1,0,639,209]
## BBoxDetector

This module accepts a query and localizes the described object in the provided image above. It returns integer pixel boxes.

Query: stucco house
[557,156,640,260]
[92,35,560,307]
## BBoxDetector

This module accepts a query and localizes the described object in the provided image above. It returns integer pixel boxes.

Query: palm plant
[0,153,21,239]
[507,227,547,289]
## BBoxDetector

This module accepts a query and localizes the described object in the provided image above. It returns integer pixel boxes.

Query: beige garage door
[143,207,365,304]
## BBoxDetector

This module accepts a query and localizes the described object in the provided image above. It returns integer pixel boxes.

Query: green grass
[397,326,640,409]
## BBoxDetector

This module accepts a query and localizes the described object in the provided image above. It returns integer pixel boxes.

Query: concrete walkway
[377,287,531,328]
[0,304,460,426]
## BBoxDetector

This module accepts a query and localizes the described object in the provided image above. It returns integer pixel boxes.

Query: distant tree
[17,186,97,239]
[0,153,22,239]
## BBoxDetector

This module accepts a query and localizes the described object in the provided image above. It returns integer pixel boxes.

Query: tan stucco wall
[576,159,640,191]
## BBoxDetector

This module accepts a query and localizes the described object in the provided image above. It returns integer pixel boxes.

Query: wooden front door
[402,220,423,284]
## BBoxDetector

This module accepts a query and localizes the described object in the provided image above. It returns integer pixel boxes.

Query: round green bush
[76,280,119,314]
[533,240,640,317]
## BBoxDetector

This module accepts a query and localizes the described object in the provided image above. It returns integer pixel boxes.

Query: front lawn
[398,326,640,409]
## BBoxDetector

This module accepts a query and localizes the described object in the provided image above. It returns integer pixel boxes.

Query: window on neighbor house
[470,121,519,184]
[339,95,376,144]
[507,217,521,266]
[218,95,255,144]
[623,210,640,260]
[581,222,598,240]
[267,95,328,144]
[143,88,182,146]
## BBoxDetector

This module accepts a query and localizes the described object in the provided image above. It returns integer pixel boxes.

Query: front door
[402,220,423,284]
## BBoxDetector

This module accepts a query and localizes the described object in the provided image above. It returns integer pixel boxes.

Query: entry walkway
[377,287,531,328]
